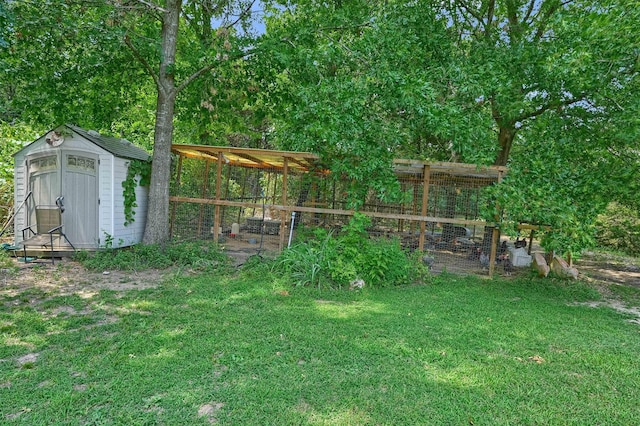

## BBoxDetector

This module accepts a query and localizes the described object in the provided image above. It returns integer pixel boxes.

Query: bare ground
[2,250,640,323]
[575,251,640,288]
[0,257,166,300]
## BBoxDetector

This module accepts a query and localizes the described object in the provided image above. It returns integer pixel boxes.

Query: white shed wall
[13,150,28,237]
[13,129,147,249]
[97,151,115,246]
[111,162,148,248]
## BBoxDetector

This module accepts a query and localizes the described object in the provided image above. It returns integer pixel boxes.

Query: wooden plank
[197,160,210,237]
[394,159,508,174]
[533,252,550,277]
[171,144,320,160]
[280,158,288,250]
[213,154,223,242]
[234,152,274,168]
[418,165,430,251]
[169,196,490,226]
[517,223,551,231]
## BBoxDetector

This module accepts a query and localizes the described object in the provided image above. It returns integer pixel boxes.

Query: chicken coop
[169,145,508,275]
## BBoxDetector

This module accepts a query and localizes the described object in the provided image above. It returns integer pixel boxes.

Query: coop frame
[169,144,508,275]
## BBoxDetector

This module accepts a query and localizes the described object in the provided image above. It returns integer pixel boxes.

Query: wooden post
[411,180,419,233]
[418,165,431,251]
[197,160,211,237]
[220,164,232,227]
[398,181,406,232]
[169,154,183,238]
[237,168,248,223]
[213,154,223,243]
[279,158,289,250]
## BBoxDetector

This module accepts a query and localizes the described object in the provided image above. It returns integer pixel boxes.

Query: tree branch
[457,0,483,23]
[133,0,167,14]
[224,0,257,30]
[523,0,536,23]
[124,34,160,89]
[454,2,480,39]
[515,95,584,123]
[534,0,573,41]
[175,46,260,94]
[485,0,496,31]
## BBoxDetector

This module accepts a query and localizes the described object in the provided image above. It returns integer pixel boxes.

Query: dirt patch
[571,300,640,324]
[0,257,166,299]
[198,402,225,424]
[575,252,640,288]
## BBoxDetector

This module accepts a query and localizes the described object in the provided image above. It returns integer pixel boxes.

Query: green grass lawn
[2,264,640,425]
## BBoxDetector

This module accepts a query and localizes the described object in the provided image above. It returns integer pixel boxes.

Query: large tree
[123,0,262,244]
[2,0,262,244]
[261,0,639,250]
[443,0,639,166]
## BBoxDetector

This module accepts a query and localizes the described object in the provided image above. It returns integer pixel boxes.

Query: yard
[1,253,640,424]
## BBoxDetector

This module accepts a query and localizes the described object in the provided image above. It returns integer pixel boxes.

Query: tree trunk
[494,125,516,167]
[143,0,181,245]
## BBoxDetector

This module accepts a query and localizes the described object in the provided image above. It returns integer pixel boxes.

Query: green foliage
[595,203,640,256]
[260,0,640,254]
[273,212,428,288]
[75,240,227,272]
[0,123,41,225]
[122,159,152,226]
[0,248,15,270]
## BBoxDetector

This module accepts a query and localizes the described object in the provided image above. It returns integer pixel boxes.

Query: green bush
[273,213,429,289]
[595,202,640,256]
[0,248,15,270]
[75,241,228,272]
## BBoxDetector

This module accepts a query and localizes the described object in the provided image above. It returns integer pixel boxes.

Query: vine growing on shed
[122,159,151,226]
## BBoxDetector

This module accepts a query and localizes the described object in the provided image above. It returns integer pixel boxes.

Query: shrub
[273,213,429,289]
[595,202,640,256]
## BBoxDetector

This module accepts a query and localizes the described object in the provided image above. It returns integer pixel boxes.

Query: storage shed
[13,124,150,250]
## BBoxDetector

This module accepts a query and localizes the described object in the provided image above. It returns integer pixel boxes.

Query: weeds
[273,213,429,288]
[75,240,228,272]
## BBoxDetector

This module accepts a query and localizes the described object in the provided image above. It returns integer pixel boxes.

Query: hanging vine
[122,159,152,226]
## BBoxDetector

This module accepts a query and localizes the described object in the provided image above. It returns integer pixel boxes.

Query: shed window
[29,155,57,172]
[67,155,96,172]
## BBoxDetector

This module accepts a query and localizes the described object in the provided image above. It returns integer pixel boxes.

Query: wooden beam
[171,144,320,160]
[197,160,211,237]
[280,157,289,250]
[169,196,489,225]
[418,165,431,251]
[234,152,274,168]
[213,154,223,243]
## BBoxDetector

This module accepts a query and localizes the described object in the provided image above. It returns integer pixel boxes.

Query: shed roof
[171,144,325,173]
[67,125,150,161]
[13,124,151,161]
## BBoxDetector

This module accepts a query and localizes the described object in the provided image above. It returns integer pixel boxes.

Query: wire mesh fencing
[169,146,509,276]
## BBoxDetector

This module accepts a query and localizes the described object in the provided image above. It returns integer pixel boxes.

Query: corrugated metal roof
[67,125,150,161]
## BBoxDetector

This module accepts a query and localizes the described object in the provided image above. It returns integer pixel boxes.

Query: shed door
[62,153,99,248]
[27,154,61,227]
